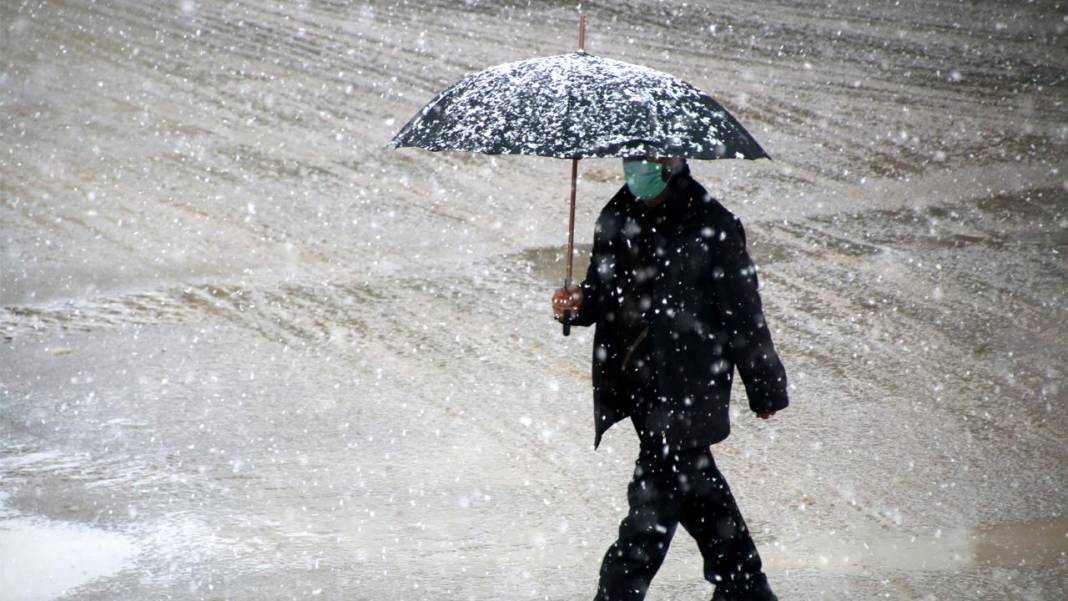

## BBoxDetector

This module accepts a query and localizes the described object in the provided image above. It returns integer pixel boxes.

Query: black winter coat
[570,164,789,451]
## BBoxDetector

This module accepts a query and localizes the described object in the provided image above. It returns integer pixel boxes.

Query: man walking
[551,156,789,601]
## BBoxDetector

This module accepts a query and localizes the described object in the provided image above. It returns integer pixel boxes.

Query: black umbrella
[390,16,769,334]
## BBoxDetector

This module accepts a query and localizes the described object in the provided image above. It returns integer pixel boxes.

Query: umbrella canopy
[390,27,770,337]
[390,51,768,161]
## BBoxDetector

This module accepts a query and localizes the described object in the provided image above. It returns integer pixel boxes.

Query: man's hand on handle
[552,285,583,322]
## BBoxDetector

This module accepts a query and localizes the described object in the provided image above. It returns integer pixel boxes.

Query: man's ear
[662,157,682,181]
[665,157,686,175]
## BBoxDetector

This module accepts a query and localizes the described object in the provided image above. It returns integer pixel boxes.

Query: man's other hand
[552,285,583,322]
[756,411,776,419]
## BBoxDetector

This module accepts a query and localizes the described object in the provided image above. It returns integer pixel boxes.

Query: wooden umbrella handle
[563,16,584,337]
[563,157,579,337]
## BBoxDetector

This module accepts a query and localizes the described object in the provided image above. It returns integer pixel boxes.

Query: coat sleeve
[711,217,789,414]
[569,212,615,327]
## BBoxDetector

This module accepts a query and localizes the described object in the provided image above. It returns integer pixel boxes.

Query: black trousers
[594,352,778,601]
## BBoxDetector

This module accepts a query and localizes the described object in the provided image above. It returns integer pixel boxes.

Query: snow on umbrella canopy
[390,51,769,160]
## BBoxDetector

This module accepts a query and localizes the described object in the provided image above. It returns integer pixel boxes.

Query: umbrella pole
[561,14,586,337]
[562,157,578,336]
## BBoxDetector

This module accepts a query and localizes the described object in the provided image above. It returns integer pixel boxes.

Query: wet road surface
[2,1,1066,599]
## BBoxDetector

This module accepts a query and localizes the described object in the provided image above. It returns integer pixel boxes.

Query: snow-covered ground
[1,1,1066,599]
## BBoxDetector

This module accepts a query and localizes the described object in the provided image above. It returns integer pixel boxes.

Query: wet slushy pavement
[2,1,1066,599]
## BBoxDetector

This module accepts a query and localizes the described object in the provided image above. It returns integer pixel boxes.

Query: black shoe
[711,579,778,601]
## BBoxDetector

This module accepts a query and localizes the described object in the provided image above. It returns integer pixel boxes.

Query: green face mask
[623,159,668,200]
